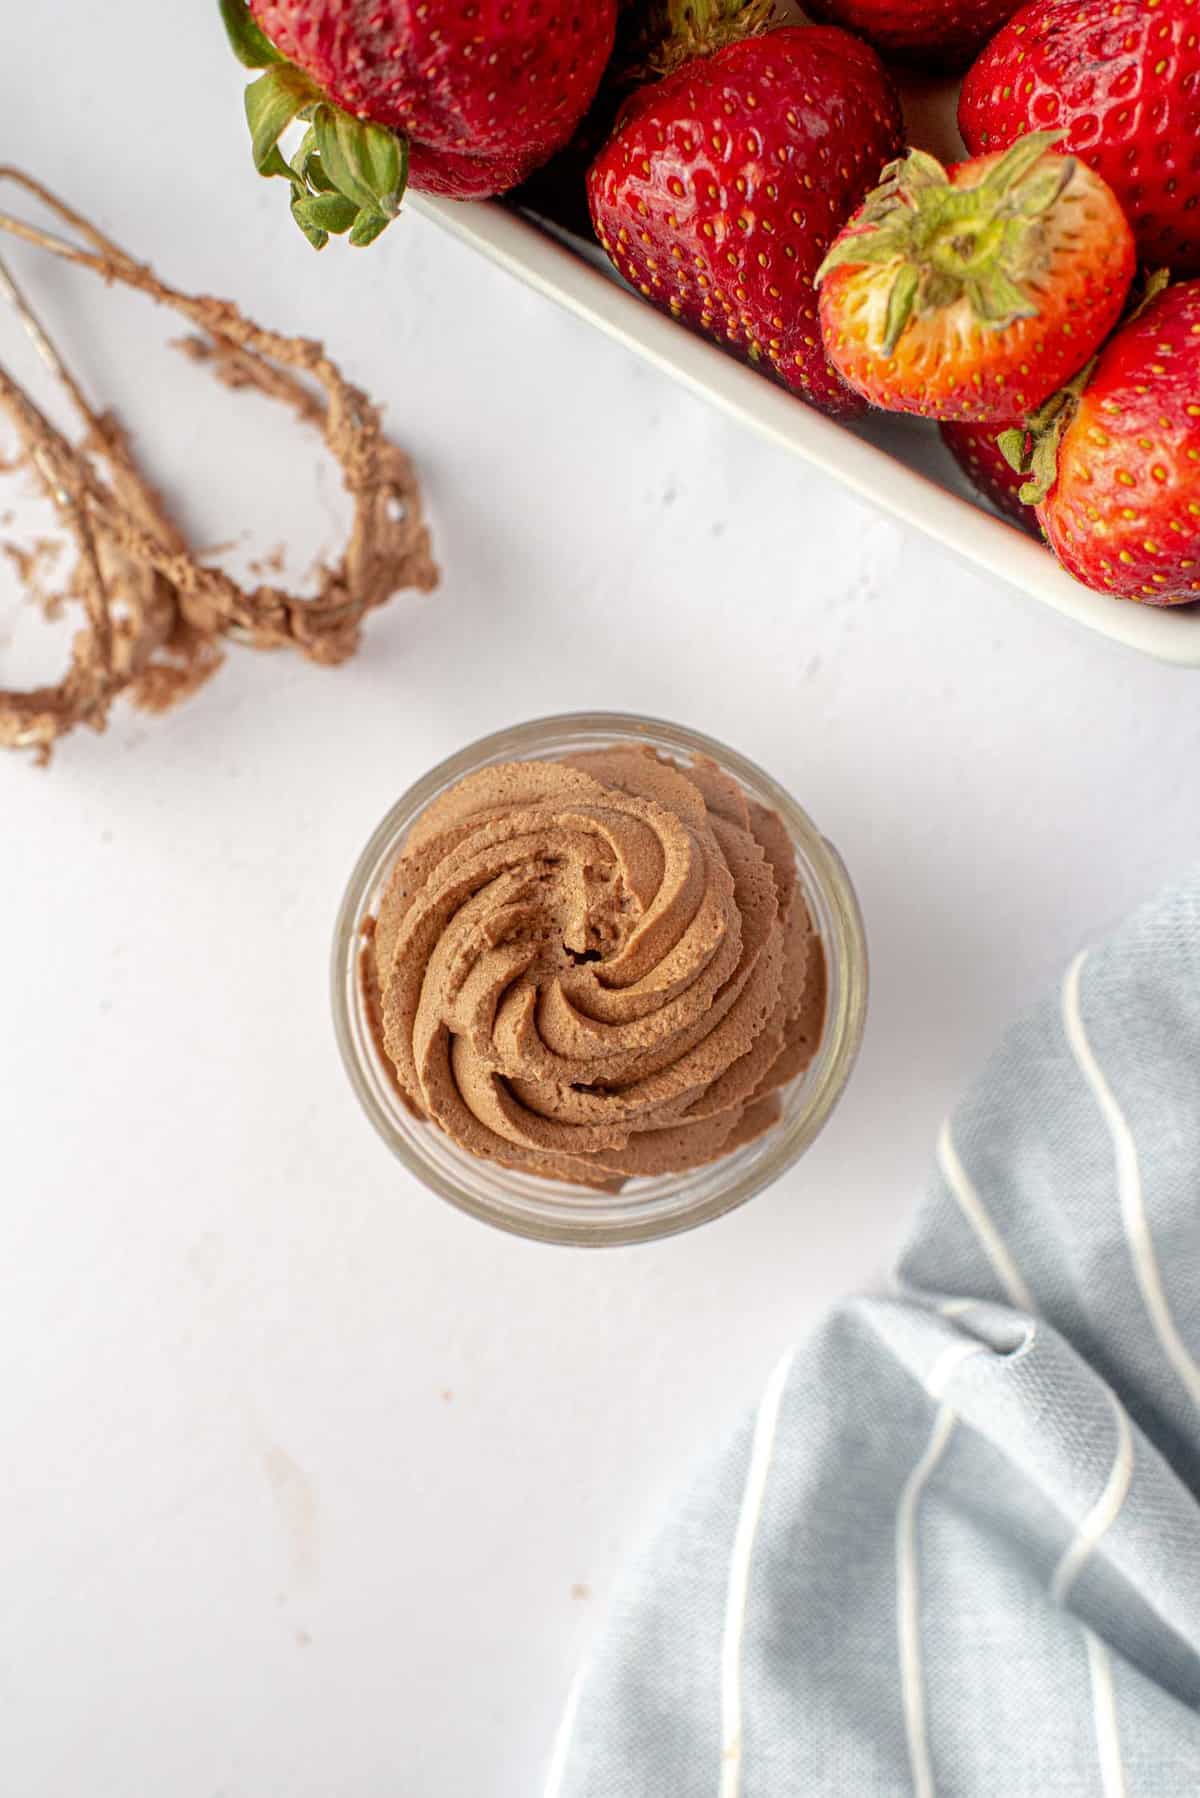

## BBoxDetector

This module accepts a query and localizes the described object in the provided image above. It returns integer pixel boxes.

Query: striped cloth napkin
[546,866,1200,1797]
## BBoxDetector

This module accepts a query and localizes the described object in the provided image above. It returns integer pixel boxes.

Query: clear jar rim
[331,712,868,1246]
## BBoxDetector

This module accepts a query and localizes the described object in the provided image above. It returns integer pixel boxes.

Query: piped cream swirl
[364,747,825,1186]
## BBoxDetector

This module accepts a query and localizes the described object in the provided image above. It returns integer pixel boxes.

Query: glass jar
[331,713,867,1246]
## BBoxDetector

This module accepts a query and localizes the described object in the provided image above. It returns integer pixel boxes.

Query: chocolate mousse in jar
[332,713,867,1244]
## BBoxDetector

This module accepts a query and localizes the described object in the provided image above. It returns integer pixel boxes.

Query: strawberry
[802,0,1025,74]
[1003,280,1200,606]
[939,420,1039,534]
[960,0,1200,276]
[219,0,616,245]
[815,134,1135,423]
[514,0,671,238]
[586,24,903,417]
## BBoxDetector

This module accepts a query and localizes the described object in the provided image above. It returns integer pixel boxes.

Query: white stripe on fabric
[719,1348,795,1798]
[1051,1393,1136,1604]
[1084,1629,1128,1798]
[542,1666,586,1798]
[936,1120,1036,1313]
[1063,950,1200,1413]
[926,1338,985,1399]
[896,1405,957,1798]
[937,1297,983,1320]
[936,1081,1131,1798]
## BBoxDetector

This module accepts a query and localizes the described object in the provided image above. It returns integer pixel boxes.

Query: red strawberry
[960,0,1200,275]
[586,25,904,417]
[939,421,1040,534]
[1005,280,1200,606]
[802,0,1024,74]
[220,0,616,244]
[815,134,1135,422]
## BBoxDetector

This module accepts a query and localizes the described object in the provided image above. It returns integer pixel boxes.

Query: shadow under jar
[332,713,867,1245]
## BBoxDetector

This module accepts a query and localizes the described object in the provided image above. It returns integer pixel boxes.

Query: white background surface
[4,8,1199,1795]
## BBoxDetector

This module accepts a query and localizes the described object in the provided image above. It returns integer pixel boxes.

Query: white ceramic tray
[413,76,1200,667]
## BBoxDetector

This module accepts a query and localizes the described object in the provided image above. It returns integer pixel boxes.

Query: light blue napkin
[547,867,1200,1796]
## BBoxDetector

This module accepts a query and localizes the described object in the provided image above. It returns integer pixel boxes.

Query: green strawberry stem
[219,0,408,250]
[635,0,774,77]
[999,268,1173,505]
[219,0,282,67]
[815,131,1072,356]
[998,370,1089,506]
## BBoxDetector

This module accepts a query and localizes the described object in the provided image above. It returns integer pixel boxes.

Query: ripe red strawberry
[586,26,904,417]
[939,421,1039,534]
[960,0,1200,275]
[220,0,616,245]
[1005,281,1200,606]
[802,0,1024,73]
[815,135,1135,422]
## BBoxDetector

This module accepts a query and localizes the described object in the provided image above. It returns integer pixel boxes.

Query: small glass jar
[331,713,867,1246]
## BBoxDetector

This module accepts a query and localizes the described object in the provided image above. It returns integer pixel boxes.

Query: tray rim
[413,193,1200,669]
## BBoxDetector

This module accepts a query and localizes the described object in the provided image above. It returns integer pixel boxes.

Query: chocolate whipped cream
[363,746,826,1186]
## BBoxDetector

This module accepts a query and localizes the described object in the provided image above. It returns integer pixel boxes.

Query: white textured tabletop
[4,8,1199,1795]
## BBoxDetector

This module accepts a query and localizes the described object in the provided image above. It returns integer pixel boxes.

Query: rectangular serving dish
[413,178,1200,666]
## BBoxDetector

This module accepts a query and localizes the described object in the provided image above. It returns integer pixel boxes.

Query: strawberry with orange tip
[814,132,1135,423]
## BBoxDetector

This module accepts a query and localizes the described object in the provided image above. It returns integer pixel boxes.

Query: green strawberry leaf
[1008,160,1075,230]
[349,209,393,248]
[1008,269,1174,503]
[291,210,330,252]
[305,153,341,195]
[969,267,1037,330]
[1009,363,1092,504]
[881,264,920,357]
[220,0,284,68]
[225,26,408,251]
[815,227,904,284]
[258,143,299,185]
[294,191,360,235]
[290,125,318,184]
[291,130,341,197]
[245,65,320,174]
[903,149,951,193]
[1125,266,1172,326]
[356,122,405,213]
[313,105,407,219]
[998,427,1030,475]
[979,130,1064,202]
[1018,425,1067,507]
